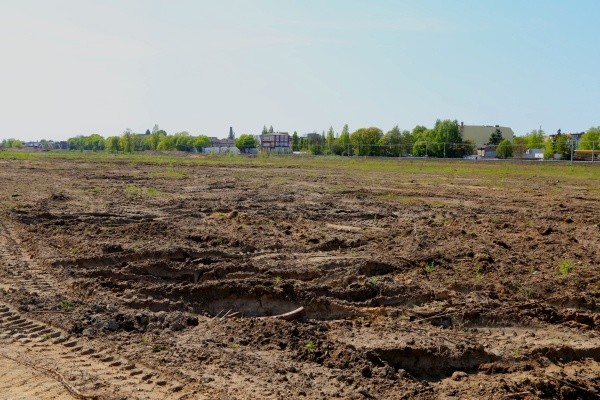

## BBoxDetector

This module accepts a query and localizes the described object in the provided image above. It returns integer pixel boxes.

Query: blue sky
[1,0,599,141]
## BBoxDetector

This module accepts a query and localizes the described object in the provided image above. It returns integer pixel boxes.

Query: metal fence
[293,140,599,161]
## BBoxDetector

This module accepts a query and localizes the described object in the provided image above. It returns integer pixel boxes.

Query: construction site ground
[0,153,598,399]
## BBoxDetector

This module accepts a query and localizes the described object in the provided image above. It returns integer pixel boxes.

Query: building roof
[460,124,514,147]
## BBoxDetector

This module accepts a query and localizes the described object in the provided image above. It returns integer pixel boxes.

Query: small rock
[170,384,184,392]
[451,371,468,381]
[106,319,119,331]
[106,304,118,313]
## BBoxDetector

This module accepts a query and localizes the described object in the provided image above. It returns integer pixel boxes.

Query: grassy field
[2,149,599,180]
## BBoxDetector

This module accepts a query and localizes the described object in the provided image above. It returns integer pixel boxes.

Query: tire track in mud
[0,218,202,399]
[0,302,198,399]
[0,350,75,399]
[0,218,55,295]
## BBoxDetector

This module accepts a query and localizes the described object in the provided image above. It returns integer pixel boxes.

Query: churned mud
[0,155,599,399]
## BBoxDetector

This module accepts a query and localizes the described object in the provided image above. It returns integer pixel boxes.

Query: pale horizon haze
[1,0,599,142]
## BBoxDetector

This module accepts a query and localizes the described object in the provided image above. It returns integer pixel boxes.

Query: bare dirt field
[0,153,599,399]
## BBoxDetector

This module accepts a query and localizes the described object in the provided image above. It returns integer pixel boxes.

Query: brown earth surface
[0,154,599,399]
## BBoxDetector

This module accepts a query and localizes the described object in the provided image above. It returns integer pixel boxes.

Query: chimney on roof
[228,127,235,140]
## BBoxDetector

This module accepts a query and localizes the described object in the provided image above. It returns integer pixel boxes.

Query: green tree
[512,136,528,157]
[148,130,165,150]
[2,138,23,148]
[411,120,471,158]
[193,135,211,152]
[554,134,571,160]
[350,127,383,156]
[496,139,513,158]
[173,131,193,151]
[379,125,404,156]
[338,124,351,155]
[411,125,429,141]
[543,139,555,160]
[488,128,503,145]
[235,134,258,153]
[292,131,299,151]
[424,119,463,157]
[120,129,135,153]
[525,129,545,149]
[326,126,335,154]
[86,134,105,151]
[105,136,121,153]
[268,125,274,133]
[578,127,600,150]
[157,135,176,151]
[67,137,83,151]
[262,125,268,135]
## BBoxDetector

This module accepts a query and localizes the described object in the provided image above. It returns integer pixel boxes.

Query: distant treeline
[293,120,475,157]
[2,122,599,160]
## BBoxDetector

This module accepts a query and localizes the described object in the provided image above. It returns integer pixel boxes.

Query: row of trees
[290,124,600,160]
[63,126,259,154]
[291,120,476,158]
[1,138,24,148]
[66,130,212,153]
[4,124,599,160]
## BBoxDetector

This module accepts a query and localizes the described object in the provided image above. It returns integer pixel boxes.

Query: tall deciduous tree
[194,135,211,152]
[105,136,121,153]
[578,127,600,150]
[120,129,135,153]
[157,135,176,151]
[525,129,545,149]
[350,127,383,156]
[235,134,258,153]
[326,126,335,154]
[378,125,403,156]
[292,131,299,151]
[496,139,513,158]
[338,124,351,155]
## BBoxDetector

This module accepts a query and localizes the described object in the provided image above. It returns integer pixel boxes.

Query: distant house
[203,137,240,154]
[302,133,322,141]
[524,148,544,159]
[568,132,585,148]
[23,141,42,149]
[476,145,496,158]
[460,123,514,147]
[260,132,292,153]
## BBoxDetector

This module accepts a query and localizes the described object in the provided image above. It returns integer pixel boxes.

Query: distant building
[460,123,514,147]
[568,132,585,147]
[23,141,42,149]
[204,137,239,154]
[302,133,322,141]
[524,148,544,159]
[476,145,496,158]
[260,132,292,153]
